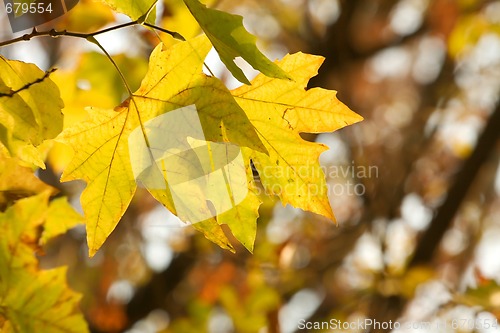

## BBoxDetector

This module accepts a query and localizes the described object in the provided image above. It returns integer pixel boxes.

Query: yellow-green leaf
[218,190,260,253]
[0,58,63,168]
[183,0,292,84]
[1,267,88,333]
[0,193,50,273]
[231,52,363,221]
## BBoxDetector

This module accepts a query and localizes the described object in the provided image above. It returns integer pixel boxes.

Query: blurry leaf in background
[55,0,115,33]
[40,197,84,245]
[55,51,149,111]
[0,192,88,333]
[456,273,500,318]
[397,266,435,299]
[448,13,500,58]
[98,0,156,24]
[161,0,205,42]
[219,283,280,333]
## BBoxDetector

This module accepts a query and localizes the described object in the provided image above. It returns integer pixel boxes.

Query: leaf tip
[331,214,338,226]
[244,244,254,254]
[88,247,98,258]
[354,112,364,122]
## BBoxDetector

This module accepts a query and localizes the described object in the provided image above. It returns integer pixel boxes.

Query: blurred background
[2,0,500,332]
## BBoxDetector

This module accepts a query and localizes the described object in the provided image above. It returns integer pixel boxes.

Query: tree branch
[0,68,56,98]
[410,101,500,265]
[370,101,500,333]
[0,21,185,48]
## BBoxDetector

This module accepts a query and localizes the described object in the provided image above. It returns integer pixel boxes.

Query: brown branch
[370,102,500,333]
[410,102,500,265]
[0,22,184,48]
[0,68,56,98]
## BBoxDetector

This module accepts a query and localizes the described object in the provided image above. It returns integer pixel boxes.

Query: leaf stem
[86,37,133,97]
[143,22,186,41]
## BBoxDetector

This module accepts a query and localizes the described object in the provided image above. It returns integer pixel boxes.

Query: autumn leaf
[232,53,363,221]
[161,0,206,41]
[55,0,115,33]
[98,0,156,24]
[183,0,292,84]
[1,267,87,333]
[58,31,361,256]
[0,193,49,272]
[58,35,265,256]
[0,57,63,168]
[0,192,88,333]
[216,186,261,253]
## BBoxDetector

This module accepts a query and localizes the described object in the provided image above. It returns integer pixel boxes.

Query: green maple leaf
[183,0,292,84]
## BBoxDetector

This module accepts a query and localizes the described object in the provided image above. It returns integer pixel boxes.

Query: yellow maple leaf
[58,35,362,256]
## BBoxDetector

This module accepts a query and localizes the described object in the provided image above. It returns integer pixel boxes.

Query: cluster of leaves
[0,158,86,331]
[0,0,362,330]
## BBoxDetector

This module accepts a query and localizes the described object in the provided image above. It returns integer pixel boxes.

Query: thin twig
[0,68,56,98]
[0,21,185,48]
